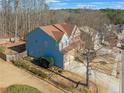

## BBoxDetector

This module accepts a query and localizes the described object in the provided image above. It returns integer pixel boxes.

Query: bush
[82,87,90,93]
[12,59,48,79]
[5,84,41,93]
[23,56,32,61]
[0,46,5,53]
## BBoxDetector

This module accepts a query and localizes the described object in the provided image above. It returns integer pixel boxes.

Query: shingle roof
[54,23,74,36]
[41,23,74,42]
[41,25,64,41]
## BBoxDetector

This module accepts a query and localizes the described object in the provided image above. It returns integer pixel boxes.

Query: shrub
[5,84,41,93]
[12,59,48,79]
[79,86,90,93]
[23,56,32,61]
[0,46,5,53]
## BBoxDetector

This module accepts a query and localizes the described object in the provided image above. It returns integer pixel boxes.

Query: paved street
[121,50,124,93]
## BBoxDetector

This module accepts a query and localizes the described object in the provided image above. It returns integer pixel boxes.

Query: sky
[46,0,124,9]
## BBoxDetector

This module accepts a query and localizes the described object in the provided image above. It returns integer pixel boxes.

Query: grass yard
[5,84,41,93]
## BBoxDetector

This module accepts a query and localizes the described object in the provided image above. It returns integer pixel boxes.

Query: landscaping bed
[12,58,94,93]
[5,84,41,93]
[12,58,48,79]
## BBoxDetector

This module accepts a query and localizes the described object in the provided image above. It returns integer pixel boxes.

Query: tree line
[0,0,48,38]
[0,1,123,39]
[100,9,124,24]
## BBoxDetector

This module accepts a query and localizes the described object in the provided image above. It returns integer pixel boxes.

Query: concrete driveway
[0,59,65,93]
[69,61,120,93]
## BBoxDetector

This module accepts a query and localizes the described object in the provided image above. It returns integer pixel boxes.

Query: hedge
[12,59,48,79]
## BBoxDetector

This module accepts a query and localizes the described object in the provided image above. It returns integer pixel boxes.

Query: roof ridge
[52,25,64,33]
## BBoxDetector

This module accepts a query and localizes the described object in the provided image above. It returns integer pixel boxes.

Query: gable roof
[41,25,64,41]
[53,23,74,36]
[41,23,74,42]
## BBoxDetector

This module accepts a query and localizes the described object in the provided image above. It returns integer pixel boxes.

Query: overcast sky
[47,0,124,9]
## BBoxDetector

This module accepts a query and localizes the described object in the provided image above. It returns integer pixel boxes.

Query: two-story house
[26,23,81,69]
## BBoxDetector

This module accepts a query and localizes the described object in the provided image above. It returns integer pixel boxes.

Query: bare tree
[1,0,6,36]
[66,9,110,45]
[0,0,48,40]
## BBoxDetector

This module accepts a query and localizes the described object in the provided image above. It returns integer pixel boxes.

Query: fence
[0,51,27,62]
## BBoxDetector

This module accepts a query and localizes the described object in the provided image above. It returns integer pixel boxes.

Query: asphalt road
[121,31,124,93]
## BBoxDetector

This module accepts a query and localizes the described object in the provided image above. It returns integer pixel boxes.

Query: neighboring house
[107,24,124,33]
[0,32,27,61]
[26,23,81,69]
[80,26,99,50]
[0,31,25,44]
[103,31,118,47]
[80,25,119,49]
[115,24,124,33]
[0,34,15,44]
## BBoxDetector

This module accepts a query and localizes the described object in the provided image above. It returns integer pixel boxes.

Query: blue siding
[25,28,64,69]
